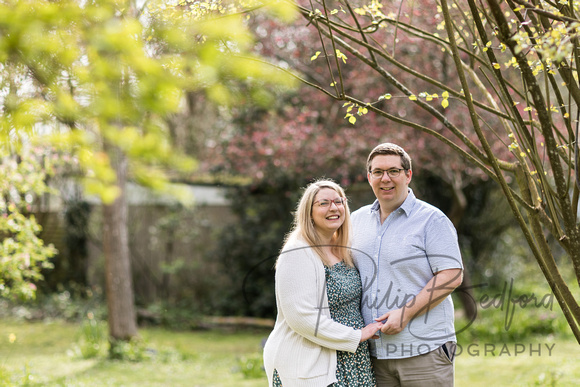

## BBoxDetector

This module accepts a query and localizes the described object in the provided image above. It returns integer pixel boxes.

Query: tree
[263,0,580,342]
[0,0,296,347]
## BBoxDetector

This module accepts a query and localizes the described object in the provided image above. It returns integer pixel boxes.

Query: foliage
[237,352,266,379]
[210,178,299,317]
[36,198,93,294]
[227,5,502,187]
[109,336,154,362]
[0,0,298,192]
[456,298,572,344]
[63,200,91,286]
[69,314,109,359]
[0,147,57,300]
[0,0,299,345]
[213,102,383,186]
[138,300,204,330]
[0,287,107,323]
[70,315,155,362]
[0,0,276,200]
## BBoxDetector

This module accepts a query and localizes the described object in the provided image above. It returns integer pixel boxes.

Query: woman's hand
[360,321,383,342]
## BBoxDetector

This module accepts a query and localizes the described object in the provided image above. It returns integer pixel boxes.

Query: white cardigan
[263,236,361,387]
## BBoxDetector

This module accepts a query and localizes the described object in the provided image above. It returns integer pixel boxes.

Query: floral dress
[272,261,375,386]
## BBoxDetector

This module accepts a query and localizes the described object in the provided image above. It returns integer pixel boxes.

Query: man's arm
[376,268,463,335]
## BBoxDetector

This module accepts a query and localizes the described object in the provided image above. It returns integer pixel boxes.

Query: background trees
[261,0,580,341]
[0,0,295,347]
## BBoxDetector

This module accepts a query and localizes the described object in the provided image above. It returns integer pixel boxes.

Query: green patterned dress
[272,262,375,386]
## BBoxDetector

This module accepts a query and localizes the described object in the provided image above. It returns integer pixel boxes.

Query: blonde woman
[263,179,382,386]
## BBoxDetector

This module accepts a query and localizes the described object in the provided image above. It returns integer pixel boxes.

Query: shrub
[455,297,572,344]
[68,313,108,359]
[109,336,154,362]
[237,352,265,379]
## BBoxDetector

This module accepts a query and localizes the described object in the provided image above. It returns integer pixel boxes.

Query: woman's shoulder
[278,236,320,267]
[281,234,309,251]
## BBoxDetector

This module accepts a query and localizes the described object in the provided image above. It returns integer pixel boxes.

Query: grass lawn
[0,318,578,386]
[455,339,580,386]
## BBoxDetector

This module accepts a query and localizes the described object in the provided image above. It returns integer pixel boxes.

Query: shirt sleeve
[425,214,464,273]
[276,248,361,353]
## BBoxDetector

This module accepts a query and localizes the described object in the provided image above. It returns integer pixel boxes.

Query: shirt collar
[370,188,416,217]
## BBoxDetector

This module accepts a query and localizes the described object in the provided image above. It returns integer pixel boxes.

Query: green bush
[139,301,203,330]
[455,298,572,344]
[0,287,106,323]
[109,336,154,362]
[69,314,108,359]
[0,149,58,302]
[237,352,265,379]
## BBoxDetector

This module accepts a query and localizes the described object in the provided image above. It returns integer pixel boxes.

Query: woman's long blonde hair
[281,179,354,267]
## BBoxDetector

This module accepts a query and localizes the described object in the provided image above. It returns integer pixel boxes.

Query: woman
[263,179,382,386]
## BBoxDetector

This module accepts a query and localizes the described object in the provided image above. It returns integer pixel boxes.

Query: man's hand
[375,268,463,335]
[375,308,410,335]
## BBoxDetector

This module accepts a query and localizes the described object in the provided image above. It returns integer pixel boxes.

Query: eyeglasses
[369,168,407,179]
[313,197,346,208]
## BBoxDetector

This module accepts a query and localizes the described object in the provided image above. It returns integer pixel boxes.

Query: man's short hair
[366,143,412,172]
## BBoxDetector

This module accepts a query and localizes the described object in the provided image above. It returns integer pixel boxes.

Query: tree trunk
[446,176,478,322]
[103,144,138,342]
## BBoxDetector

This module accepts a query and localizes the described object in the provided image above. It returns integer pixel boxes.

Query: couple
[263,143,464,387]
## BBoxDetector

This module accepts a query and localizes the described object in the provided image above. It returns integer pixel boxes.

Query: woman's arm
[276,249,362,352]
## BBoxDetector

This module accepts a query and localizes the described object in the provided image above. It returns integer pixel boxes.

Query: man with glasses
[351,143,464,386]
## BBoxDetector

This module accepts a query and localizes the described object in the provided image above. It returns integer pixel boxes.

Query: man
[351,143,464,386]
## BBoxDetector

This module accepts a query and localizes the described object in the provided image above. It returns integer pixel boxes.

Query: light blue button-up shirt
[351,188,463,359]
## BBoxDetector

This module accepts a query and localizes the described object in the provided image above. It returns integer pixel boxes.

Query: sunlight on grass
[456,339,580,386]
[0,319,269,386]
[0,318,578,386]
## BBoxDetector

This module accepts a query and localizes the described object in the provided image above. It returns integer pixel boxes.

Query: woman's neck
[318,231,334,246]
[323,245,341,265]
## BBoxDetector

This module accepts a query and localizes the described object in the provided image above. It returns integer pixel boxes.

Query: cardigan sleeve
[276,246,361,353]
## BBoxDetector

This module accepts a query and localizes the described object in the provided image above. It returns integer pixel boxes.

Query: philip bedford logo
[243,244,559,354]
[382,342,556,357]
